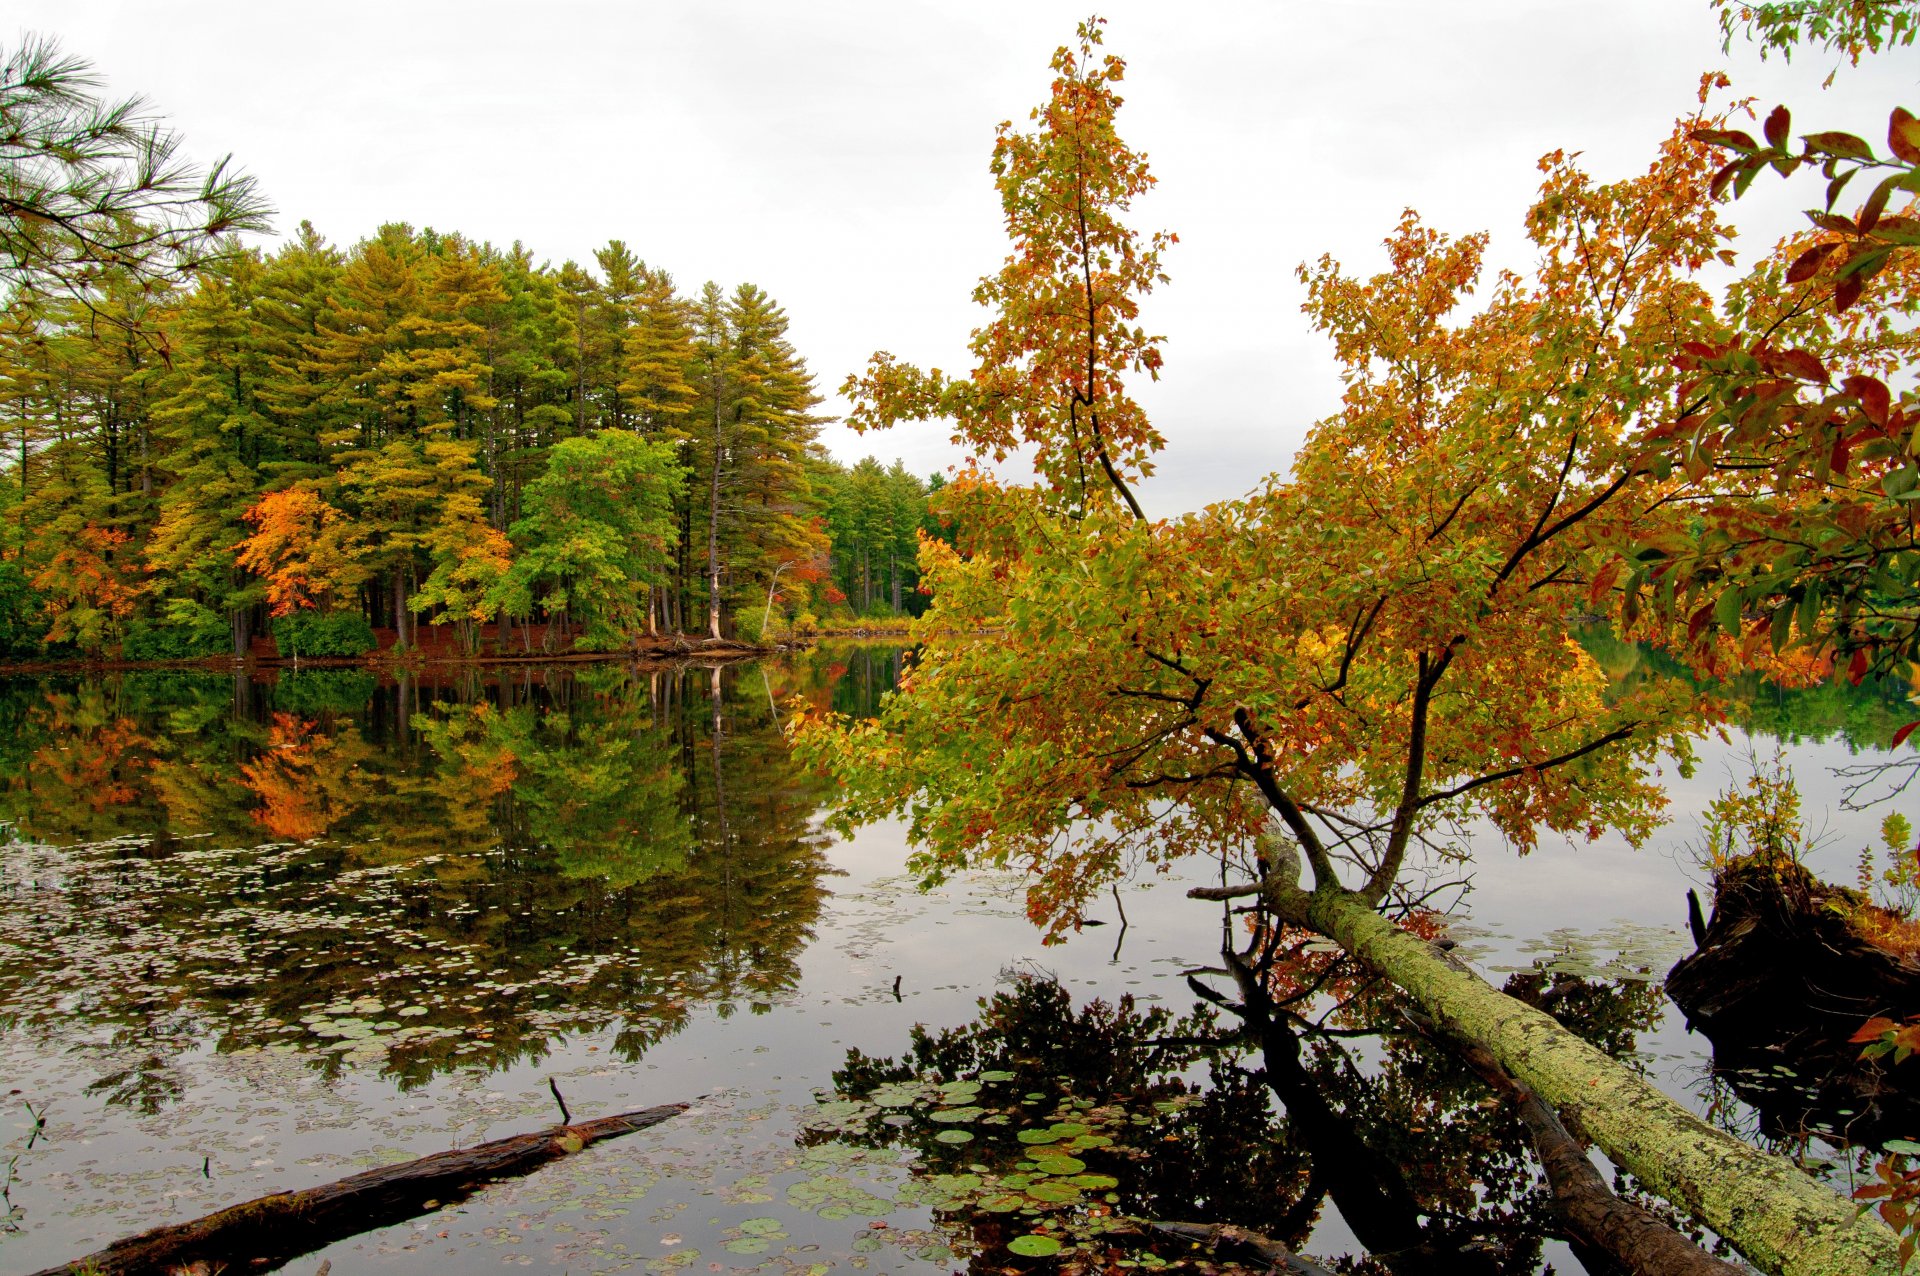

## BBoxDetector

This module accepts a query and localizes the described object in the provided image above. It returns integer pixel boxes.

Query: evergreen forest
[0,221,940,661]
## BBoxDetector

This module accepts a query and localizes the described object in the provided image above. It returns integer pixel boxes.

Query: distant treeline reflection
[1577,626,1914,750]
[0,646,900,1103]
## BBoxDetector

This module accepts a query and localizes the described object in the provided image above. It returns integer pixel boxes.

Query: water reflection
[0,649,896,1105]
[813,925,1670,1274]
[1579,625,1917,751]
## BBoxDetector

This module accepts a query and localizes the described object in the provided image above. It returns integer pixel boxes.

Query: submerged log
[1144,1220,1337,1275]
[1667,857,1920,1145]
[1441,1030,1743,1276]
[32,1102,686,1276]
[1292,887,1901,1276]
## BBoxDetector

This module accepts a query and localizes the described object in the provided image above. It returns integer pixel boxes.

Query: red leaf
[1687,604,1714,645]
[1587,559,1624,606]
[1695,128,1760,151]
[1853,1016,1898,1043]
[1765,347,1829,381]
[1890,107,1920,165]
[1836,273,1866,312]
[1893,721,1920,750]
[1843,375,1893,426]
[1831,432,1852,476]
[1681,340,1719,359]
[1710,161,1742,200]
[1850,647,1871,685]
[1805,130,1875,160]
[1787,242,1840,283]
[1764,105,1791,149]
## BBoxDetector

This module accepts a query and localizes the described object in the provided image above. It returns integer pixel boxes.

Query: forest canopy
[0,213,941,659]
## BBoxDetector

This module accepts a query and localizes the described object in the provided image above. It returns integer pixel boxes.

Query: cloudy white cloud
[12,1,1914,512]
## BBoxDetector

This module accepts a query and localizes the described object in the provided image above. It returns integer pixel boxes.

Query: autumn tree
[235,485,367,618]
[799,19,1896,1274]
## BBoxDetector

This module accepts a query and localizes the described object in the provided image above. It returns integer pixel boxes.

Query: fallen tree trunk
[1264,886,1902,1276]
[33,1102,686,1276]
[1439,1026,1744,1276]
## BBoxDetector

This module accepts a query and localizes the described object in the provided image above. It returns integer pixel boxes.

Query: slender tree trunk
[392,566,407,650]
[708,402,723,640]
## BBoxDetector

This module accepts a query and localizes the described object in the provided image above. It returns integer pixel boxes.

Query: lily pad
[1008,1234,1063,1257]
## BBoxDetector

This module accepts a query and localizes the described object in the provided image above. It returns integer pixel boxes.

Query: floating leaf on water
[1026,1181,1082,1203]
[981,1193,1026,1213]
[978,1070,1016,1082]
[1069,1173,1118,1189]
[934,1129,974,1144]
[1008,1235,1063,1257]
[1017,1129,1062,1145]
[928,1106,983,1124]
[738,1217,785,1236]
[723,1238,770,1255]
[1033,1155,1085,1174]
[1885,1139,1920,1155]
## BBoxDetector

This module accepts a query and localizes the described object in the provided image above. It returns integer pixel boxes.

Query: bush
[271,610,377,658]
[121,617,230,660]
[0,561,47,659]
[274,669,378,715]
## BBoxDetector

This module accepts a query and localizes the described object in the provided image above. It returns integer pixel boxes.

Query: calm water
[0,643,1911,1274]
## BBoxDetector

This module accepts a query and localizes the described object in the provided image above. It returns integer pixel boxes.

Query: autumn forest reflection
[0,646,905,1105]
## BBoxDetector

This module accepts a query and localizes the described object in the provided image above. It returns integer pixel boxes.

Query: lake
[0,642,1912,1274]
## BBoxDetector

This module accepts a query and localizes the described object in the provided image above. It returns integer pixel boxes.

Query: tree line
[0,220,941,659]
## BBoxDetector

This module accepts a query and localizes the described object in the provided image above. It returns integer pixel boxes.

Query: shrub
[274,669,378,715]
[121,617,230,660]
[0,561,47,659]
[271,610,377,658]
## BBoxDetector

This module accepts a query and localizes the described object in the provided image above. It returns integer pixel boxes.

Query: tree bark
[1289,888,1900,1276]
[708,394,724,641]
[1437,1025,1744,1276]
[30,1102,685,1276]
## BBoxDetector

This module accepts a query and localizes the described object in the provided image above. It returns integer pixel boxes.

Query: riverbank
[0,631,804,678]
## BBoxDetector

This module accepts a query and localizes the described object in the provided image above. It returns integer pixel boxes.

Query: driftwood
[1144,1220,1337,1275]
[1667,857,1920,1145]
[32,1102,686,1276]
[1442,1033,1743,1276]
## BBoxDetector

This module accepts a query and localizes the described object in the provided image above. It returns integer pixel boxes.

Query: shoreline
[0,634,811,678]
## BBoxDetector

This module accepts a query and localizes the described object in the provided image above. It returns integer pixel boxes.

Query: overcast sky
[13,2,1915,512]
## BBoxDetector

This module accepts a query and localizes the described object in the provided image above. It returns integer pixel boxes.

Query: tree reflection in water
[0,655,866,1107]
[812,908,1678,1274]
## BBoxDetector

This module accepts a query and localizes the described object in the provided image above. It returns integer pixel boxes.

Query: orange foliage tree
[235,486,369,618]
[799,20,1895,1273]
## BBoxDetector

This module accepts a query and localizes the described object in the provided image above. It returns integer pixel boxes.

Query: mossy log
[1296,889,1901,1276]
[31,1102,685,1276]
[1443,1030,1743,1275]
[1667,858,1920,1145]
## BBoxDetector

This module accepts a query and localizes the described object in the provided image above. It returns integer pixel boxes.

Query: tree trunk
[391,566,407,651]
[32,1103,685,1276]
[1291,888,1900,1276]
[1438,1026,1743,1275]
[708,407,724,640]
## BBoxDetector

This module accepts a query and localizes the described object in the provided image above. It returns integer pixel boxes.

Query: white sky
[12,2,1917,513]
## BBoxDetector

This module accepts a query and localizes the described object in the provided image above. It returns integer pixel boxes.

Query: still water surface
[0,643,1911,1273]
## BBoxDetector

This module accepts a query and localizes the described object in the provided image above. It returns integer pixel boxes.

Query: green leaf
[1008,1235,1063,1257]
